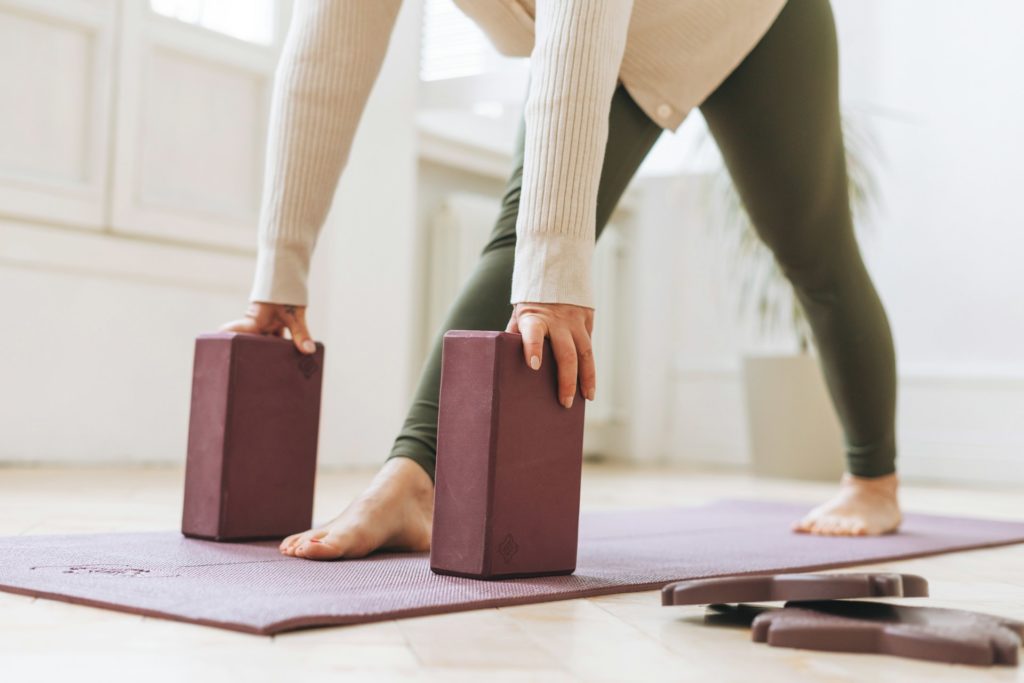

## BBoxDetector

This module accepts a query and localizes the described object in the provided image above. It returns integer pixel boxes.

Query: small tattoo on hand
[284,305,297,317]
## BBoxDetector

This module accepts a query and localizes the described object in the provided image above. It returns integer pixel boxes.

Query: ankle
[378,457,434,497]
[842,472,899,495]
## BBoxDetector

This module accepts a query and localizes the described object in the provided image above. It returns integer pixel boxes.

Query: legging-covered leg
[699,0,897,478]
[387,86,663,480]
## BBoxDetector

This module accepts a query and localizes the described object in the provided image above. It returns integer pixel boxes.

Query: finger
[505,314,519,334]
[289,325,316,354]
[550,329,579,409]
[517,314,547,371]
[284,319,315,356]
[584,308,595,337]
[573,327,596,401]
[219,317,262,334]
[283,309,316,354]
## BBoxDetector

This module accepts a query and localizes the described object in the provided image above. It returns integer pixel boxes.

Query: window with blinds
[419,0,494,81]
[417,0,527,152]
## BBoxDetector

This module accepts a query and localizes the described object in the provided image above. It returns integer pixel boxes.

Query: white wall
[655,0,1024,484]
[0,221,251,464]
[307,0,424,467]
[0,0,425,469]
[835,0,1024,375]
[839,0,1024,483]
[0,0,270,464]
[3,0,1022,487]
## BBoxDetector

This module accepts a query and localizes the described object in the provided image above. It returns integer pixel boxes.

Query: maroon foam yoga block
[431,331,585,579]
[181,332,325,541]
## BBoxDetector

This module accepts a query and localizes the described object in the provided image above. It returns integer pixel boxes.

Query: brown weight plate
[662,572,928,606]
[753,601,1023,666]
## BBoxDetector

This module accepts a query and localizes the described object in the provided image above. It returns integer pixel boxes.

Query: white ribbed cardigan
[250,0,786,308]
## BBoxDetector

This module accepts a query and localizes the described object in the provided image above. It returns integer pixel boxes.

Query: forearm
[511,0,634,308]
[250,0,402,305]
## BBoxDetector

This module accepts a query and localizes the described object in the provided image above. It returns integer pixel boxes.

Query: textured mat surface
[2,500,1023,635]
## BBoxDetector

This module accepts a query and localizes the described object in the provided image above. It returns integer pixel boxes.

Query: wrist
[510,233,593,307]
[249,241,312,306]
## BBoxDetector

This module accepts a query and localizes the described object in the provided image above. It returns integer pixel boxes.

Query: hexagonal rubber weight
[661,572,928,606]
[752,601,1023,666]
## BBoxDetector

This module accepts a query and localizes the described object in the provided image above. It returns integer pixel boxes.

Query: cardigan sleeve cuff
[248,241,312,306]
[510,232,594,308]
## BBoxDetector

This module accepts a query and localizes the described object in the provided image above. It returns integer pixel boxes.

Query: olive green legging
[388,0,897,480]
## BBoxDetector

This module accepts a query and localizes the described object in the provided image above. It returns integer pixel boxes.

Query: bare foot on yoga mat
[279,458,434,560]
[793,473,902,536]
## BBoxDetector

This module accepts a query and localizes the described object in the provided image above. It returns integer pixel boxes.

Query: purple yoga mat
[2,500,1023,635]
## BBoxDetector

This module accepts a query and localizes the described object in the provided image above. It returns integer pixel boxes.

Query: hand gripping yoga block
[181,332,325,541]
[431,331,585,579]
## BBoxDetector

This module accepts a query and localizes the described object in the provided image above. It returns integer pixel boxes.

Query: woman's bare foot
[280,457,434,560]
[793,472,902,536]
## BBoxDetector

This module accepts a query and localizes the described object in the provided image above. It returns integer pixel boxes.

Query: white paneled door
[0,0,116,229]
[110,0,288,251]
[0,0,289,247]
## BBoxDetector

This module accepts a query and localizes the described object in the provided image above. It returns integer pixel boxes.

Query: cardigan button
[656,103,673,120]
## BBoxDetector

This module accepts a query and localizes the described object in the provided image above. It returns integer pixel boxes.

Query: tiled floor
[1,464,1022,682]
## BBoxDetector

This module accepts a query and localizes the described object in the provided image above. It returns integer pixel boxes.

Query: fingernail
[563,396,573,409]
[302,340,315,353]
[587,388,595,401]
[530,355,540,370]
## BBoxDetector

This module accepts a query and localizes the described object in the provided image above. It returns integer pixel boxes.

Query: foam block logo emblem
[498,533,519,563]
[298,355,320,379]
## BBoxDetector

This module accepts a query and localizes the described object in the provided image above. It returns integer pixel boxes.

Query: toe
[812,517,839,536]
[286,536,308,552]
[283,529,320,555]
[828,518,849,535]
[842,516,869,536]
[296,535,346,560]
[835,518,857,536]
[792,515,816,533]
[306,542,344,560]
[280,532,303,552]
